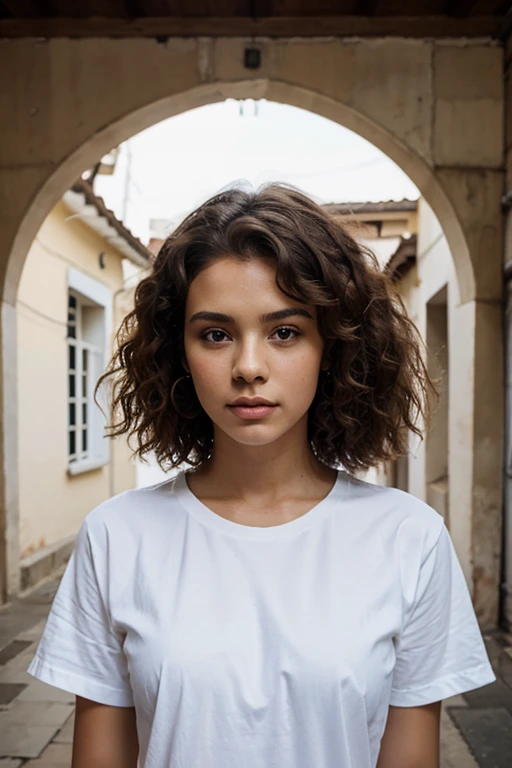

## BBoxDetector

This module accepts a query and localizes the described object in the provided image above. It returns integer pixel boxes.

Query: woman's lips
[228,404,278,419]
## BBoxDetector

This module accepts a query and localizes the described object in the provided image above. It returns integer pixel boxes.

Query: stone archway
[0,36,503,627]
[4,78,477,307]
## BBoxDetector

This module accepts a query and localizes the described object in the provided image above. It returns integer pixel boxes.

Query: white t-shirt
[27,469,495,768]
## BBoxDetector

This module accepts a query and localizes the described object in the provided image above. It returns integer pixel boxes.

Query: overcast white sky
[95,99,419,244]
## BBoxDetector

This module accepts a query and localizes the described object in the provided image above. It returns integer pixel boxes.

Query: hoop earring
[170,374,203,419]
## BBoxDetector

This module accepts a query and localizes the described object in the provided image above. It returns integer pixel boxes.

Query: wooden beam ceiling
[121,0,171,15]
[443,0,481,16]
[0,13,503,37]
[0,0,41,16]
[355,0,380,15]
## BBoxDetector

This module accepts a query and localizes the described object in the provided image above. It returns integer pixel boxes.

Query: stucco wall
[399,199,477,587]
[0,37,503,306]
[16,200,136,559]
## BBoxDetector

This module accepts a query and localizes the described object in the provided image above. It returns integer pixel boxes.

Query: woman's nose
[231,340,269,382]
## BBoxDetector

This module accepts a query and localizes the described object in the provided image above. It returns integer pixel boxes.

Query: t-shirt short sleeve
[26,513,134,707]
[390,522,496,707]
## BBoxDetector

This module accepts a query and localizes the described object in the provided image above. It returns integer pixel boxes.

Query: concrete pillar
[501,36,512,631]
[431,42,504,627]
[435,169,504,629]
[0,302,19,602]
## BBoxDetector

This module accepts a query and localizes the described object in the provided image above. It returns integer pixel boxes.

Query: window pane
[69,402,75,426]
[67,324,76,339]
[82,375,87,397]
[69,430,75,456]
[82,403,87,426]
[82,349,88,371]
[69,374,75,398]
[69,295,76,309]
[68,344,75,370]
[82,429,87,452]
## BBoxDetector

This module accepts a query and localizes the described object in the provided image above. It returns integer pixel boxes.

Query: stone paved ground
[1,573,511,766]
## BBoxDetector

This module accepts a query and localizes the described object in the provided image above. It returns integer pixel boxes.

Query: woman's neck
[188,426,336,504]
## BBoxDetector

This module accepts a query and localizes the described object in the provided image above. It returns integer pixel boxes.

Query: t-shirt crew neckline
[173,468,348,541]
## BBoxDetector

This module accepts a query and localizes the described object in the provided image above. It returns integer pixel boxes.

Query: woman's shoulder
[80,472,183,538]
[341,472,445,552]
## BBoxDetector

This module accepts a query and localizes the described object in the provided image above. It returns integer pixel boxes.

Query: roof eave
[63,178,152,268]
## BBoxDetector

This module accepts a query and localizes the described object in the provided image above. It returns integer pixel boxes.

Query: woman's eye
[273,327,299,341]
[202,330,228,343]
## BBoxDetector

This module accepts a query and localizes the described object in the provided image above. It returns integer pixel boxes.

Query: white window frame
[67,268,113,476]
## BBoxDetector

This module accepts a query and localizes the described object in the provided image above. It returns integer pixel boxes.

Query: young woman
[27,183,495,768]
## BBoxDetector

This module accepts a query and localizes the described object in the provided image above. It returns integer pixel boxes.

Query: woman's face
[183,255,327,448]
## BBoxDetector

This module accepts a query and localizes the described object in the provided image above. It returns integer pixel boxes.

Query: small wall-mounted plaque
[244,48,261,69]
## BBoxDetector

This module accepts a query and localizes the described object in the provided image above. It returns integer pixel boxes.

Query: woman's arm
[376,701,442,768]
[71,695,139,768]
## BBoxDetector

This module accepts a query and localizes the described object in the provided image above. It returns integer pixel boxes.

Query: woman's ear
[320,355,331,372]
[321,339,335,371]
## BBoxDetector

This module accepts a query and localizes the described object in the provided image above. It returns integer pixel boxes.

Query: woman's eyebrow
[189,308,313,324]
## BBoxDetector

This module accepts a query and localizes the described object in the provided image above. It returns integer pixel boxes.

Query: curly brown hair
[96,182,436,475]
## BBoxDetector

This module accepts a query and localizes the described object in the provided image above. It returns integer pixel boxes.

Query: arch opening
[5,79,475,307]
